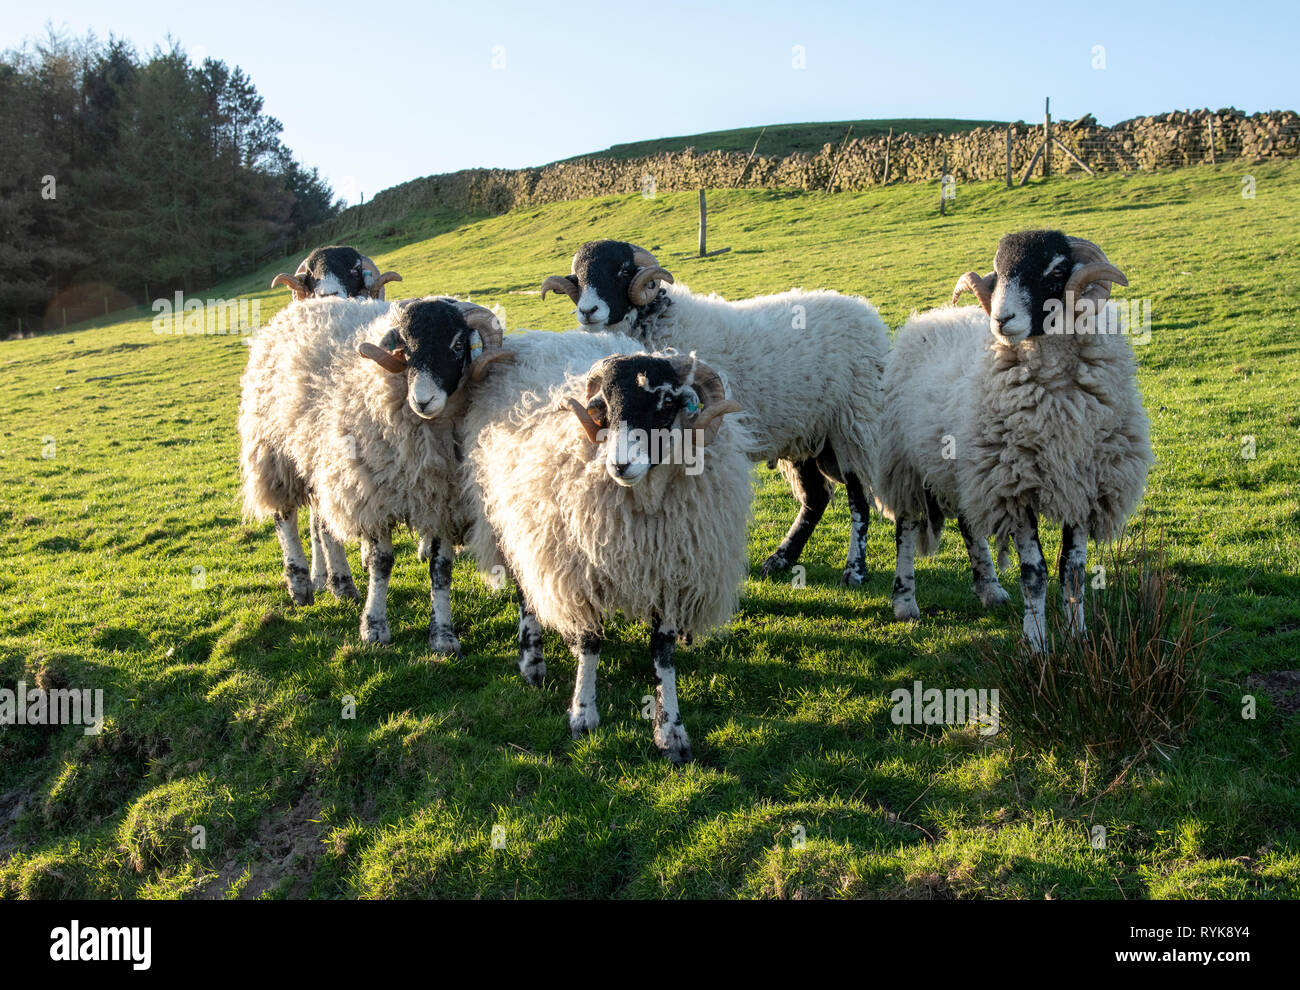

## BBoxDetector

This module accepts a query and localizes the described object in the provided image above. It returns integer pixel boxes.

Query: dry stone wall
[307,109,1298,242]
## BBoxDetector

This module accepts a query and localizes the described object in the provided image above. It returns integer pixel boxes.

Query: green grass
[562,118,1004,162]
[1,161,1298,899]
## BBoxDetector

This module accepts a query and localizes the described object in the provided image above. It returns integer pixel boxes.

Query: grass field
[1,160,1298,899]
[563,117,1004,161]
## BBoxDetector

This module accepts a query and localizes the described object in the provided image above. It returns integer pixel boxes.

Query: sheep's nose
[995,315,1016,330]
[579,305,598,318]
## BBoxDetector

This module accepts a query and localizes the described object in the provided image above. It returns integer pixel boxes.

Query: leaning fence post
[698,189,707,257]
[1043,97,1052,179]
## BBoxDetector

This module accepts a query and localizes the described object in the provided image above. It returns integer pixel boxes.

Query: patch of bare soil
[1246,670,1300,717]
[198,796,324,899]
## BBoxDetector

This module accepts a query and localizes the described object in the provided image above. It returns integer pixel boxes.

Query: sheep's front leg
[516,585,545,687]
[359,532,394,644]
[426,538,461,657]
[567,632,601,737]
[761,458,831,577]
[272,508,313,606]
[308,503,328,592]
[320,528,360,601]
[1059,523,1088,636]
[650,618,692,764]
[958,516,1011,609]
[891,518,921,621]
[1014,522,1049,652]
[840,473,872,587]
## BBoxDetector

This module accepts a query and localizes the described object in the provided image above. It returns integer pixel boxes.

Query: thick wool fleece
[461,330,755,641]
[874,304,1153,553]
[239,297,467,545]
[623,283,889,482]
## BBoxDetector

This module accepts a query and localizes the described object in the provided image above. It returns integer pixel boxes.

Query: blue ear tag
[470,331,484,361]
[683,388,701,417]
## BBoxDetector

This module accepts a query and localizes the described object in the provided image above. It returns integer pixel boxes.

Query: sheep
[239,296,513,650]
[873,230,1153,651]
[461,343,751,763]
[540,240,889,587]
[265,244,405,596]
[270,244,403,301]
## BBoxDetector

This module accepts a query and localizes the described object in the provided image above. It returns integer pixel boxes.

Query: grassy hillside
[564,118,1004,162]
[1,162,1298,899]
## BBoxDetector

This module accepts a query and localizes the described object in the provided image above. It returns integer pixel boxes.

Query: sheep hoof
[977,584,1012,609]
[311,572,328,593]
[1021,616,1048,654]
[569,708,599,738]
[656,725,693,765]
[428,632,462,658]
[285,568,314,606]
[840,567,864,588]
[360,615,391,644]
[892,598,920,622]
[759,552,791,577]
[518,657,546,687]
[329,575,361,602]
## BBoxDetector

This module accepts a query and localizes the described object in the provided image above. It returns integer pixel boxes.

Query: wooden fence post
[698,189,707,257]
[1043,97,1052,179]
[1006,126,1013,188]
[882,127,892,185]
[939,154,948,216]
[1208,117,1217,165]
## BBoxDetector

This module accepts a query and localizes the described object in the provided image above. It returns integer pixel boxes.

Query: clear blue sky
[7,1,1297,205]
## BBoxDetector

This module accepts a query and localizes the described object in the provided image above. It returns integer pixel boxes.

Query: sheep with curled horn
[872,230,1153,652]
[541,240,890,589]
[271,244,403,301]
[262,244,405,594]
[459,339,752,763]
[239,295,513,651]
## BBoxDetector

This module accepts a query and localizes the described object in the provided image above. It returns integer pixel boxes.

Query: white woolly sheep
[461,340,752,763]
[541,241,889,587]
[265,245,405,596]
[873,230,1153,651]
[239,296,512,650]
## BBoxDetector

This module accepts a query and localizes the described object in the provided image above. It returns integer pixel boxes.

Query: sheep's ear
[358,341,408,374]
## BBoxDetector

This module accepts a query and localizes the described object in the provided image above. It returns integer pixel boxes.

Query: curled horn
[272,257,312,299]
[952,271,994,315]
[456,302,516,381]
[541,276,580,303]
[628,245,674,307]
[671,356,741,444]
[360,254,402,300]
[566,398,603,443]
[1065,237,1127,304]
[358,341,408,374]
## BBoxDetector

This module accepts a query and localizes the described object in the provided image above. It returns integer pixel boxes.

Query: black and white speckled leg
[318,526,359,602]
[516,585,545,686]
[840,472,872,587]
[426,537,461,657]
[959,516,1011,609]
[1059,522,1088,636]
[651,618,692,764]
[1014,521,1049,652]
[891,518,921,621]
[360,532,394,644]
[273,508,313,606]
[308,502,327,592]
[761,458,832,577]
[567,631,601,738]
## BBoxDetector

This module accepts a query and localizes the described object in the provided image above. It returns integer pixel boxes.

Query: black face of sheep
[567,354,741,487]
[952,230,1129,344]
[358,300,512,419]
[271,245,403,301]
[541,240,674,331]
